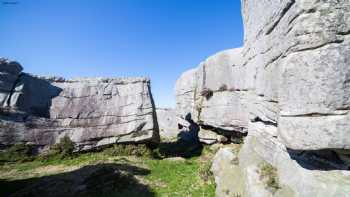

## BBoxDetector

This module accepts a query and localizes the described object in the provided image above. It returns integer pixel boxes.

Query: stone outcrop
[0,60,159,151]
[175,0,350,196]
[242,0,350,151]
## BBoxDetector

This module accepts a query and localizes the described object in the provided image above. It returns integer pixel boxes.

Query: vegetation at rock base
[0,144,35,163]
[259,162,280,193]
[103,144,153,158]
[198,161,213,183]
[0,142,216,197]
[39,135,76,161]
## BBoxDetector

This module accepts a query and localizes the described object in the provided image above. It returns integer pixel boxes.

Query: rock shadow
[10,74,63,118]
[287,148,350,171]
[0,163,155,197]
[154,113,203,158]
[155,139,203,159]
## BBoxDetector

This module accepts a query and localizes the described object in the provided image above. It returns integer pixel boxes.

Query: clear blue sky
[0,0,243,107]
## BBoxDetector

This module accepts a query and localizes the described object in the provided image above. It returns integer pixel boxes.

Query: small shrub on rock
[40,136,76,160]
[259,162,280,193]
[52,135,75,157]
[201,88,213,100]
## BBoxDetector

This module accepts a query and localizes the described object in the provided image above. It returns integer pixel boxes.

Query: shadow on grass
[154,139,203,159]
[0,163,155,197]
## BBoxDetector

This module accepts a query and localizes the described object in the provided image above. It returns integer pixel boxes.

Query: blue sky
[0,0,243,107]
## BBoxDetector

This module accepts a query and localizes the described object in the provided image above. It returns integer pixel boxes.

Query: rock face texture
[176,0,350,196]
[156,108,179,139]
[0,60,159,151]
[175,49,249,144]
[175,48,249,134]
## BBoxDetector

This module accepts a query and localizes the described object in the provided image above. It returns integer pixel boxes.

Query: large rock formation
[0,60,159,151]
[176,0,350,196]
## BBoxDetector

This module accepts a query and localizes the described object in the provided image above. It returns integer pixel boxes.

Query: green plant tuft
[259,162,280,193]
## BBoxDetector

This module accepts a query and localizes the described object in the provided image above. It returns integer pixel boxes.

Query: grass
[0,144,35,163]
[145,158,215,196]
[0,143,216,197]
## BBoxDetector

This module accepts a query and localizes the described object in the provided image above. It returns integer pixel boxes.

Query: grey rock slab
[156,108,179,139]
[211,147,245,197]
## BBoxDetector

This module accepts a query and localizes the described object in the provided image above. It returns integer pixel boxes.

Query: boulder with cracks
[0,60,160,152]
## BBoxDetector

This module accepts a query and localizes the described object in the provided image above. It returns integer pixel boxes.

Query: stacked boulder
[175,0,350,196]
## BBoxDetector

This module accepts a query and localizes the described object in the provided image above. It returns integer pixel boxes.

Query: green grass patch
[0,144,35,163]
[0,143,216,197]
[145,158,215,196]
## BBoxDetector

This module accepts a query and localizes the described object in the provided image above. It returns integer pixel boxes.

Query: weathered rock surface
[156,108,179,139]
[242,0,350,151]
[175,49,249,134]
[0,61,159,151]
[212,130,350,197]
[176,0,350,151]
[211,147,245,197]
[176,0,350,196]
[175,68,197,122]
